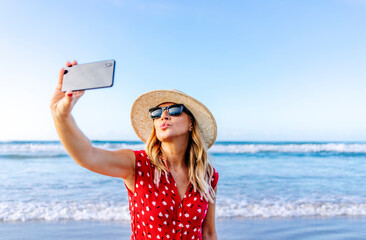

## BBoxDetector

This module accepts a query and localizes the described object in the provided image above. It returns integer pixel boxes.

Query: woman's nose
[160,109,170,119]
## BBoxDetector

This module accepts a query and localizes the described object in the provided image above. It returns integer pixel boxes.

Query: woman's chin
[156,134,172,142]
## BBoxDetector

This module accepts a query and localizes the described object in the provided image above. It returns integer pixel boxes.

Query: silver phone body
[62,60,115,92]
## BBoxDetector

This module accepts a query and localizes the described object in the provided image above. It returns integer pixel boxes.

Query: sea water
[1,141,366,222]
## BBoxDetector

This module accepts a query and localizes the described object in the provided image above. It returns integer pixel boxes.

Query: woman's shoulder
[211,167,219,189]
[133,150,155,191]
[133,149,147,158]
[133,150,152,168]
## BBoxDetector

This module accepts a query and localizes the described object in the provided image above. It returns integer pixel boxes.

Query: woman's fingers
[66,91,74,98]
[71,91,85,106]
[51,68,67,108]
[66,60,78,67]
[58,90,84,115]
[65,91,84,99]
[62,91,74,107]
[57,91,75,114]
[75,90,85,98]
[51,60,83,117]
[58,60,78,90]
[65,90,85,102]
[57,68,65,89]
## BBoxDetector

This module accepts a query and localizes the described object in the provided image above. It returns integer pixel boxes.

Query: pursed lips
[160,122,170,130]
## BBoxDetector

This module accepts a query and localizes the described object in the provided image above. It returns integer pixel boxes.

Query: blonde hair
[145,116,216,203]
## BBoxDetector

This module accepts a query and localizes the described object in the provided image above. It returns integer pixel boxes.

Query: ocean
[1,141,366,239]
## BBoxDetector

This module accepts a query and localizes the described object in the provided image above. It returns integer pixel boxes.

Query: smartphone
[62,60,116,92]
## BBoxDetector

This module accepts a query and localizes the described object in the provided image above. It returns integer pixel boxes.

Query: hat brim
[131,90,217,149]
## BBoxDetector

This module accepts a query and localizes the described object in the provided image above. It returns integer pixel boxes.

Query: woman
[50,60,219,240]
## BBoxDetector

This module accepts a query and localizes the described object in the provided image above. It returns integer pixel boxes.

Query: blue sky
[0,0,365,141]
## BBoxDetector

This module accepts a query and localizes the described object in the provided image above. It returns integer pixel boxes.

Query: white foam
[0,142,145,153]
[210,143,366,154]
[2,142,366,156]
[2,200,366,222]
[0,143,65,153]
[94,143,145,151]
[216,200,366,218]
[0,142,145,158]
[0,201,131,222]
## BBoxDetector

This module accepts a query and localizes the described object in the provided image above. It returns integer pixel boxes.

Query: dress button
[179,203,182,208]
[177,229,181,232]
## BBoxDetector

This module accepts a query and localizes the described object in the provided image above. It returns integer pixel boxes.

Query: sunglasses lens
[149,108,162,119]
[149,104,185,119]
[168,105,183,116]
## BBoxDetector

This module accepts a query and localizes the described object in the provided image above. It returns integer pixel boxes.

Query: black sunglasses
[149,104,192,119]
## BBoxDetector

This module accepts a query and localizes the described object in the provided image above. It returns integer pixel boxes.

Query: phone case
[62,59,115,92]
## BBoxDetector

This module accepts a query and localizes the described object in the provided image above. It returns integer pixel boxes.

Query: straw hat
[131,90,217,149]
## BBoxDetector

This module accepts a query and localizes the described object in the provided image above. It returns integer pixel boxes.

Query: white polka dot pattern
[124,150,219,240]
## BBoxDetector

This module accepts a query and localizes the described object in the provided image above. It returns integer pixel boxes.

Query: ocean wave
[216,200,366,218]
[0,142,65,153]
[0,154,69,159]
[210,143,366,154]
[0,142,145,152]
[2,142,366,157]
[2,200,366,222]
[0,142,145,159]
[0,201,131,222]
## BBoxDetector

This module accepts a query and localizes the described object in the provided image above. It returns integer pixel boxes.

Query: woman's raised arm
[50,60,135,183]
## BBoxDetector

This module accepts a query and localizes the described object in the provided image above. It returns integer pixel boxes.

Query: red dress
[125,150,219,240]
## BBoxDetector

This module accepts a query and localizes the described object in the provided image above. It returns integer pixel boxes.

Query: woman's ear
[189,123,193,132]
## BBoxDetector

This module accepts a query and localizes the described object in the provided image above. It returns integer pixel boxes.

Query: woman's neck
[161,140,188,171]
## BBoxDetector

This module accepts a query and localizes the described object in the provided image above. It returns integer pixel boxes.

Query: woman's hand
[50,60,85,119]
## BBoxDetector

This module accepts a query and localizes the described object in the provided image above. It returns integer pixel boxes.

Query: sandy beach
[1,217,366,240]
